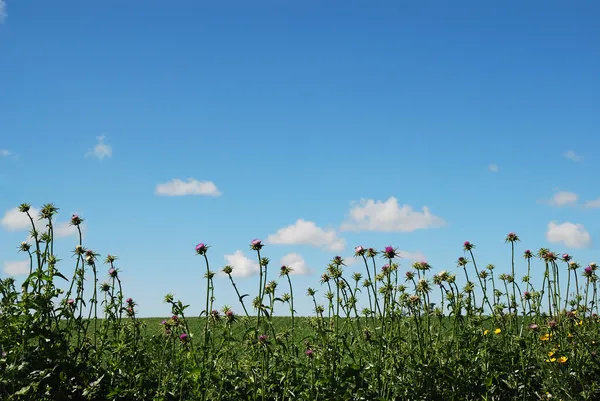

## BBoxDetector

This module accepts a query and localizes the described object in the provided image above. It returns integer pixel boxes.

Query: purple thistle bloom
[305,349,314,358]
[108,268,117,278]
[195,243,208,255]
[179,333,188,342]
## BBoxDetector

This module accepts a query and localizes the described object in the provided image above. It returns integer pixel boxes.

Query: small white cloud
[0,0,6,23]
[155,178,221,197]
[340,197,446,233]
[223,250,259,277]
[584,197,600,209]
[397,250,428,262]
[1,207,83,239]
[85,136,112,160]
[280,252,312,276]
[546,191,579,207]
[3,261,30,276]
[564,150,583,162]
[0,149,11,157]
[266,219,345,251]
[488,164,499,172]
[546,221,591,249]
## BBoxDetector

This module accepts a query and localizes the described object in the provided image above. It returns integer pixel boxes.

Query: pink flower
[67,298,75,306]
[305,349,314,358]
[250,239,263,251]
[108,268,117,278]
[195,243,208,255]
[383,246,397,259]
[179,333,188,342]
[125,297,133,304]
[463,241,474,251]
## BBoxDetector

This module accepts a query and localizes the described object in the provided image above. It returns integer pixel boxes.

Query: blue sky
[1,0,599,317]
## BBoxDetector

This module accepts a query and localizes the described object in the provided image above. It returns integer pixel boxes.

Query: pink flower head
[71,214,82,226]
[250,239,263,251]
[108,268,117,278]
[226,310,234,318]
[584,266,594,277]
[333,256,343,265]
[463,241,474,251]
[258,334,268,343]
[562,253,571,262]
[67,298,75,306]
[381,264,390,273]
[405,271,415,280]
[354,245,365,256]
[305,349,314,358]
[548,320,557,329]
[524,250,533,259]
[383,246,397,259]
[172,315,178,321]
[528,323,539,331]
[125,297,133,304]
[161,320,167,325]
[179,333,188,342]
[195,243,208,255]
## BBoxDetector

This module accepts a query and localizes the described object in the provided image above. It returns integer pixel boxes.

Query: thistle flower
[222,265,233,275]
[463,241,474,251]
[108,268,118,278]
[258,334,268,343]
[383,246,398,259]
[583,266,594,278]
[305,349,314,358]
[523,250,533,259]
[100,282,111,292]
[18,242,31,252]
[505,232,520,243]
[405,271,415,280]
[67,298,75,307]
[332,256,343,266]
[125,297,133,305]
[280,265,292,276]
[354,246,366,257]
[195,243,208,255]
[562,253,572,262]
[457,257,468,267]
[179,333,188,342]
[70,214,83,226]
[366,248,378,258]
[250,239,263,251]
[528,323,539,331]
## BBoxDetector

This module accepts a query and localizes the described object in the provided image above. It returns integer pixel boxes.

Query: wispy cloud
[563,150,583,162]
[0,149,11,157]
[155,178,222,197]
[544,191,579,207]
[488,164,499,173]
[85,136,112,160]
[3,261,30,276]
[584,197,600,209]
[0,0,6,24]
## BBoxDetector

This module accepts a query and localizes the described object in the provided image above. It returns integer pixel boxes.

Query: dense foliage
[1,203,599,400]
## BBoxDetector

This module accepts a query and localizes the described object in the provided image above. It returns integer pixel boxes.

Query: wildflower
[280,265,292,276]
[523,250,533,259]
[567,333,574,338]
[161,320,166,325]
[354,246,366,257]
[562,253,571,262]
[250,239,263,251]
[108,268,118,278]
[305,349,314,358]
[479,270,489,279]
[569,261,580,270]
[383,246,398,259]
[566,310,577,319]
[332,256,343,266]
[67,298,76,307]
[195,243,208,255]
[583,266,594,278]
[405,271,415,280]
[125,297,133,304]
[528,323,539,331]
[505,232,520,243]
[366,248,378,258]
[540,333,551,341]
[557,356,568,363]
[381,264,390,274]
[258,334,268,343]
[457,257,468,266]
[576,320,583,326]
[483,329,490,335]
[100,282,111,292]
[547,320,557,329]
[222,265,233,275]
[226,310,234,318]
[1,351,6,358]
[179,333,188,342]
[70,214,83,226]
[523,291,531,300]
[463,241,474,251]
[494,328,501,335]
[590,262,597,270]
[545,357,557,363]
[18,242,31,252]
[548,350,555,357]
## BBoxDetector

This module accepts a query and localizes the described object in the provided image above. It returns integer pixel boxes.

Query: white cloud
[155,178,221,197]
[1,207,83,239]
[340,197,446,233]
[546,221,591,249]
[3,261,30,276]
[223,250,259,277]
[1,207,40,231]
[397,250,428,262]
[0,1,6,23]
[266,219,345,251]
[564,150,583,162]
[85,136,112,160]
[546,191,579,207]
[584,197,600,209]
[488,164,499,172]
[0,149,10,157]
[280,252,312,276]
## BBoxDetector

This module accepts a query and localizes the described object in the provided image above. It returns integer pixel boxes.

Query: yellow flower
[483,329,490,335]
[576,320,583,326]
[494,328,501,335]
[567,333,574,338]
[540,333,551,341]
[545,357,557,363]
[557,356,568,363]
[548,351,555,357]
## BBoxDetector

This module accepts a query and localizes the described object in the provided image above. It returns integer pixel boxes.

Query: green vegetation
[1,203,599,400]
